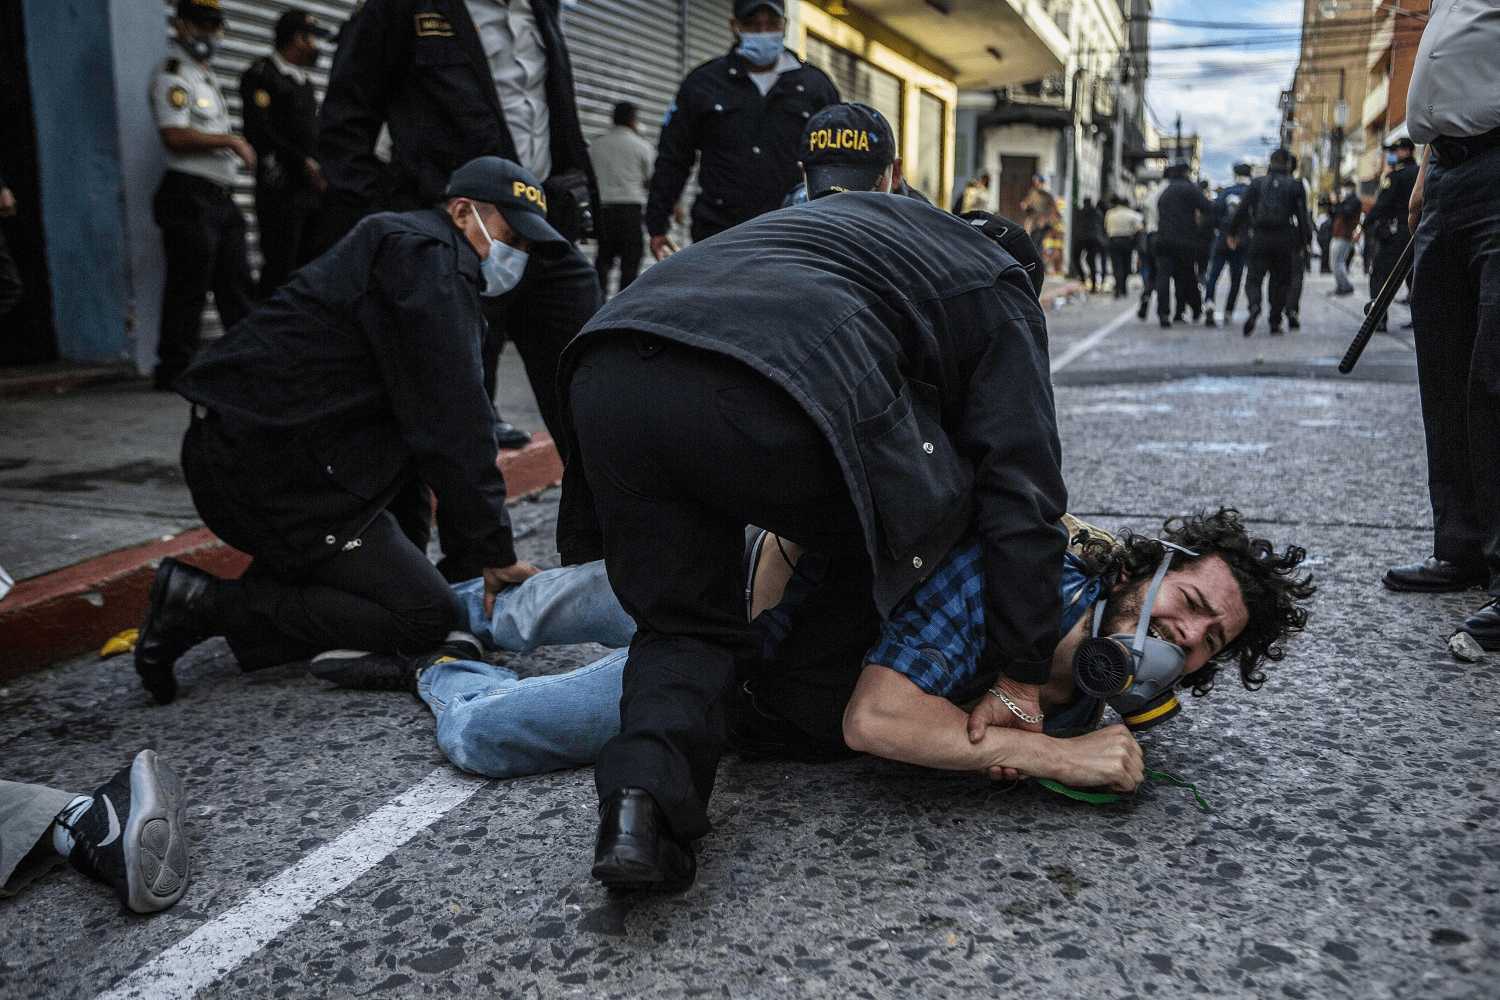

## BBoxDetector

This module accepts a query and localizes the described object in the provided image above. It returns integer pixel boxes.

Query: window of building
[911,90,945,198]
[803,34,903,133]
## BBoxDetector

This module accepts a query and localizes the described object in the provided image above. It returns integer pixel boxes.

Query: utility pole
[1175,113,1182,162]
[1330,67,1347,191]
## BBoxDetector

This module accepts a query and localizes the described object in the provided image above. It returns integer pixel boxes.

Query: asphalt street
[3,269,1497,999]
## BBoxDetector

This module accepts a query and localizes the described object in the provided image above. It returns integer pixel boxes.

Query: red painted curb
[0,434,564,681]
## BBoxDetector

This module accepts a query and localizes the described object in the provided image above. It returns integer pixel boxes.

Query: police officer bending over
[130,158,556,705]
[239,8,332,297]
[150,0,256,390]
[645,0,838,259]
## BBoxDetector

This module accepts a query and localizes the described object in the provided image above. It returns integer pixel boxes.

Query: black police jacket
[1230,167,1313,245]
[175,209,515,569]
[239,57,320,205]
[644,46,839,239]
[318,0,595,224]
[1365,159,1418,239]
[559,193,1069,686]
[1155,177,1214,249]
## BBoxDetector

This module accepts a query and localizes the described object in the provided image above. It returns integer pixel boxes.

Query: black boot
[494,419,532,450]
[310,633,484,695]
[134,558,217,705]
[1203,303,1217,328]
[1242,308,1259,337]
[592,788,696,891]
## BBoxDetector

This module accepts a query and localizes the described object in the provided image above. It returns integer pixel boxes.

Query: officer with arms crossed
[1362,137,1419,334]
[1383,0,1500,657]
[129,157,556,705]
[149,0,256,390]
[556,195,1068,890]
[1229,148,1311,337]
[239,8,332,297]
[645,0,839,258]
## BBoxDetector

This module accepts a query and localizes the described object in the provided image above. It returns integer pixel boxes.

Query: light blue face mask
[470,204,529,298]
[737,31,784,67]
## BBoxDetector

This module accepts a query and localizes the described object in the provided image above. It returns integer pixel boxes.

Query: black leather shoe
[1455,599,1500,651]
[494,419,532,450]
[1136,297,1149,320]
[1382,557,1487,593]
[1242,308,1259,336]
[591,788,696,891]
[134,558,217,704]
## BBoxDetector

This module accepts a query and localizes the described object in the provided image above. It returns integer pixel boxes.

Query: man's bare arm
[159,127,255,168]
[842,664,1144,791]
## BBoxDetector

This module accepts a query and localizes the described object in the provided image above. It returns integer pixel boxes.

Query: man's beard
[1099,579,1147,636]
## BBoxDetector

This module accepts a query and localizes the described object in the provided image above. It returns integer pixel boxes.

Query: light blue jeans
[418,561,637,778]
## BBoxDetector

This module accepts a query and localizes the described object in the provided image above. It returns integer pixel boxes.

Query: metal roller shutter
[562,0,680,149]
[685,2,732,72]
[161,0,361,337]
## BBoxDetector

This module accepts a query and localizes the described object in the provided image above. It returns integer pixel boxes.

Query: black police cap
[1388,136,1415,151]
[445,157,568,248]
[176,0,224,27]
[275,9,334,48]
[734,1,785,18]
[800,103,896,200]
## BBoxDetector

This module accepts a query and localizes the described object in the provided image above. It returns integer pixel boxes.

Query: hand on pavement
[1047,725,1144,792]
[482,561,541,618]
[967,676,1045,740]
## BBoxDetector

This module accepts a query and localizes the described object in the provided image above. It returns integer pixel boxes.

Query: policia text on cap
[131,157,562,706]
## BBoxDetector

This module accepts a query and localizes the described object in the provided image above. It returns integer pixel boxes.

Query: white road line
[95,767,487,1000]
[1050,306,1139,374]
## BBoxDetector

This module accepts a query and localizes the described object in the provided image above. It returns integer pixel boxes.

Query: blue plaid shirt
[865,538,1104,699]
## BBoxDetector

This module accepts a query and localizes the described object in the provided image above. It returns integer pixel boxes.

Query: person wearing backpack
[1229,148,1311,336]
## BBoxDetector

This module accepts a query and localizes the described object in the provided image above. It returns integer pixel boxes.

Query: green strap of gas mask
[1036,768,1212,813]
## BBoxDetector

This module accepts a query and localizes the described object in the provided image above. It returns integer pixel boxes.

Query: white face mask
[469,203,529,297]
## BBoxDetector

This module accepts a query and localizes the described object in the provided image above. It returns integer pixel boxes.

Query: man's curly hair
[1072,508,1315,695]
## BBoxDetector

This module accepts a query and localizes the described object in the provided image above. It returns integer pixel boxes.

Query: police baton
[1338,234,1415,374]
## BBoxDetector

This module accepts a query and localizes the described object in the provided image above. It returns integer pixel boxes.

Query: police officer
[239,9,332,297]
[1283,154,1311,331]
[1230,148,1311,337]
[314,0,603,456]
[150,0,256,390]
[1152,160,1213,328]
[1363,136,1419,333]
[1202,162,1252,328]
[131,157,558,705]
[1382,0,1500,655]
[645,1,839,259]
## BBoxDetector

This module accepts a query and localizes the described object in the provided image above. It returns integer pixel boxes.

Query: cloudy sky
[1143,0,1306,183]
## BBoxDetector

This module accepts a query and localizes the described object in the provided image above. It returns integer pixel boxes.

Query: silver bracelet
[988,686,1045,725]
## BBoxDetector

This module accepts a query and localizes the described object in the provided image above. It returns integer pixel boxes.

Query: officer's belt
[1432,127,1500,167]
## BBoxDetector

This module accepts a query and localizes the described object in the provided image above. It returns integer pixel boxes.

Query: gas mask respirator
[1071,541,1198,731]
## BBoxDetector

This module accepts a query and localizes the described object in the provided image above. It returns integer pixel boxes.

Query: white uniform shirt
[465,0,552,180]
[1104,205,1144,238]
[1405,0,1500,143]
[591,125,654,206]
[747,50,799,97]
[150,39,239,187]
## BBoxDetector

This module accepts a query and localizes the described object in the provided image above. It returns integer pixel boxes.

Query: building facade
[1286,0,1374,198]
[1356,0,1428,190]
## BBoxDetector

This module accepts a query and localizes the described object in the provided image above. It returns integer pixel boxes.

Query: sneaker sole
[124,749,190,913]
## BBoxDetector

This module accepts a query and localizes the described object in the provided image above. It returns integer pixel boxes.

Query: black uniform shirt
[1364,158,1419,239]
[318,0,593,214]
[560,193,1069,685]
[1155,177,1214,247]
[1229,167,1313,244]
[176,209,515,567]
[240,54,320,202]
[644,47,839,239]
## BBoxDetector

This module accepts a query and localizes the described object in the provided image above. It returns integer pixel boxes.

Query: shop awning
[847,0,1069,88]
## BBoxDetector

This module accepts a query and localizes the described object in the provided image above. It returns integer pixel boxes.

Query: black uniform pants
[153,171,253,383]
[1244,230,1297,323]
[1370,226,1409,311]
[1408,150,1500,593]
[1108,237,1134,297]
[1287,245,1307,316]
[477,241,603,440]
[0,226,21,319]
[254,186,317,298]
[569,334,867,840]
[182,413,464,670]
[1071,238,1104,286]
[594,204,645,296]
[1154,239,1200,320]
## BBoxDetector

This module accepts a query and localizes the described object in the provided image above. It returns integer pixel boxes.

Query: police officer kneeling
[131,158,557,704]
